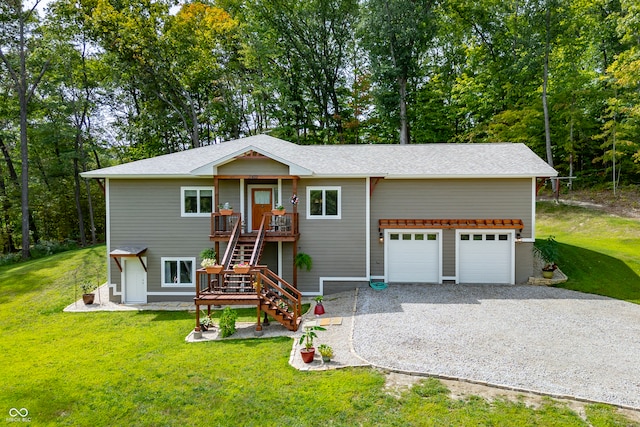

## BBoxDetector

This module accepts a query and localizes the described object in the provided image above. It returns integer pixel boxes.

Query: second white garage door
[386,230,441,283]
[457,231,514,284]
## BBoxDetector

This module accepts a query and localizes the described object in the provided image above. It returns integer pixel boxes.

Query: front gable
[190,146,313,177]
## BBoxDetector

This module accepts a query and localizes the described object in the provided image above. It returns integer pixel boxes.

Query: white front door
[386,230,441,283]
[123,257,147,303]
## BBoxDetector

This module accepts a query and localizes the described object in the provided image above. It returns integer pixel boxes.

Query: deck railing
[250,215,268,266]
[220,216,242,269]
[264,212,298,237]
[211,211,298,239]
[254,267,302,322]
[210,212,241,237]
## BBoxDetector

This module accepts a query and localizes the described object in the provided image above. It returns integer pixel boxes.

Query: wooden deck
[193,267,302,333]
[194,292,260,307]
[209,212,299,242]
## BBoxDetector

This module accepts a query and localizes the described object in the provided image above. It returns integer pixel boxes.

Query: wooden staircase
[255,269,302,331]
[195,213,302,332]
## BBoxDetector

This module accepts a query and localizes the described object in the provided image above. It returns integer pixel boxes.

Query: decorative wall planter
[206,265,224,274]
[233,265,251,274]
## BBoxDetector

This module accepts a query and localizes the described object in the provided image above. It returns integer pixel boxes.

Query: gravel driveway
[352,284,640,409]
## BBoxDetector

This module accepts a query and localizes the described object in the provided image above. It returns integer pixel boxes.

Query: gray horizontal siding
[516,242,534,283]
[370,178,533,280]
[109,179,214,295]
[296,178,367,293]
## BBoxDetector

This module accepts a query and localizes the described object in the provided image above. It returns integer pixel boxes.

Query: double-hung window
[307,186,341,219]
[161,257,195,287]
[181,187,213,217]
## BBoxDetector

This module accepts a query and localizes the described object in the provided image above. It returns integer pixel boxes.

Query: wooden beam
[370,177,383,196]
[379,218,525,230]
[215,175,300,180]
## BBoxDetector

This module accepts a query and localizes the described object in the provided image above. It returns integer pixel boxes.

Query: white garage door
[387,231,440,283]
[458,232,513,284]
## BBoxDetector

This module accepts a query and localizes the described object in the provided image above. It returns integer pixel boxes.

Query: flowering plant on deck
[201,258,218,268]
[199,248,218,268]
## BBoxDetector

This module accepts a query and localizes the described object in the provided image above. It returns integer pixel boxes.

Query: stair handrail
[221,214,242,269]
[257,267,302,321]
[249,214,268,266]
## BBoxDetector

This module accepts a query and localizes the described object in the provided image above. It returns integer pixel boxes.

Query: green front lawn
[536,201,640,303]
[0,240,638,425]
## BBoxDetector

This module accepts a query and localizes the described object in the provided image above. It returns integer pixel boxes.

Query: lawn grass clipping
[0,245,637,425]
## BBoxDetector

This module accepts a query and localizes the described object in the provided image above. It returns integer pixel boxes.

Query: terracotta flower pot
[300,347,315,363]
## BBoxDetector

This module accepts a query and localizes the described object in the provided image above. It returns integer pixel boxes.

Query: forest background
[0,0,638,259]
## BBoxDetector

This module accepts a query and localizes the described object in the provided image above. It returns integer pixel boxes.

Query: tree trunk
[398,76,409,145]
[0,158,16,253]
[542,5,554,192]
[85,178,97,245]
[19,63,30,258]
[0,3,48,259]
[73,155,87,246]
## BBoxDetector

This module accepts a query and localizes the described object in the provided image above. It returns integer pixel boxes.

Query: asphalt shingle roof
[82,134,557,179]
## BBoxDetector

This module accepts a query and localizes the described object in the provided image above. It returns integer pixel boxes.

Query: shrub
[219,307,238,338]
[30,239,79,259]
[0,252,22,266]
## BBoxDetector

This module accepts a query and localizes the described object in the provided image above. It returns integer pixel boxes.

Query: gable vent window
[307,186,341,219]
[181,187,213,217]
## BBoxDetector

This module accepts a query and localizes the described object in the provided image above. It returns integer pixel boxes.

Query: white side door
[123,257,147,303]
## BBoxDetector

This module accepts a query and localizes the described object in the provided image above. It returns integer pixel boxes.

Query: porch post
[292,178,298,289]
[255,273,263,335]
[214,175,220,265]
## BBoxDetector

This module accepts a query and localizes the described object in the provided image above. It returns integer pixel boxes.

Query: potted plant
[277,300,289,312]
[200,248,222,274]
[219,203,233,215]
[294,252,313,271]
[200,313,214,331]
[314,295,325,315]
[318,344,334,362]
[298,325,326,363]
[233,262,251,274]
[534,236,559,279]
[271,204,286,215]
[81,283,95,305]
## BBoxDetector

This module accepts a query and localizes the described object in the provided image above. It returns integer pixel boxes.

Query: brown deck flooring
[195,292,260,306]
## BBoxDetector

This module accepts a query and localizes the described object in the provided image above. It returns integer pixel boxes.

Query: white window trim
[181,186,214,217]
[161,257,196,287]
[306,186,341,219]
